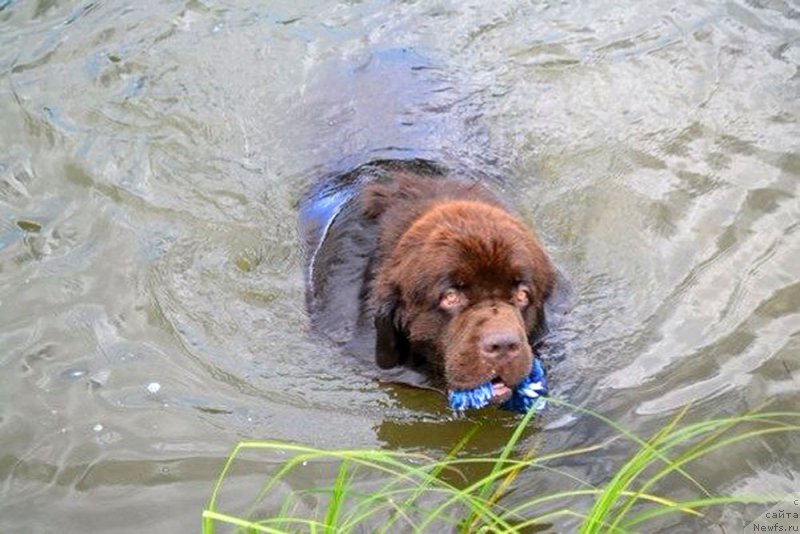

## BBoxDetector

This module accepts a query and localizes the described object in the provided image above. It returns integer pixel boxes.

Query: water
[1,0,798,531]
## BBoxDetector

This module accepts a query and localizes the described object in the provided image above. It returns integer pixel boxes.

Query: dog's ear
[373,288,409,369]
[520,239,557,343]
[527,241,556,306]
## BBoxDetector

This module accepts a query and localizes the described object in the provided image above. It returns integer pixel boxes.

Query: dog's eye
[440,288,465,310]
[513,284,530,307]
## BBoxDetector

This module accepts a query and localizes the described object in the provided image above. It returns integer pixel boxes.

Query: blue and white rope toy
[447,358,548,413]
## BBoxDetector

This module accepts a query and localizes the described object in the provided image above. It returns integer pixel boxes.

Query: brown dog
[301,159,557,404]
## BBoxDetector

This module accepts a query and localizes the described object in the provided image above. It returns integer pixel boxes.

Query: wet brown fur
[363,172,555,391]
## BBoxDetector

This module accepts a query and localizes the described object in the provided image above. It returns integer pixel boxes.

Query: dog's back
[300,161,448,380]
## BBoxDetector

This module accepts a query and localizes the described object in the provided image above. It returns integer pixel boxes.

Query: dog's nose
[480,329,523,363]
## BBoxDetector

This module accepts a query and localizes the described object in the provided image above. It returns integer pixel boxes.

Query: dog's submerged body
[297,48,566,407]
[301,159,560,405]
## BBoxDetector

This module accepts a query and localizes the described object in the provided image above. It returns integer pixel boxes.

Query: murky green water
[1,0,798,531]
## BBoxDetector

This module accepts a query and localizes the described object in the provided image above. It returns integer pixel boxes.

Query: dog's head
[371,198,554,401]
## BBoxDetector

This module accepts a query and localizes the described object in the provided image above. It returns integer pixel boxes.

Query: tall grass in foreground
[203,400,798,533]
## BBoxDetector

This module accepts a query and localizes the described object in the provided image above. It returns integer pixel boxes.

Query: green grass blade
[323,459,352,532]
[620,424,800,529]
[204,408,800,533]
[624,494,787,527]
[579,403,691,534]
[548,398,711,499]
[460,406,540,532]
[206,442,244,513]
[377,422,480,534]
[202,509,307,533]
